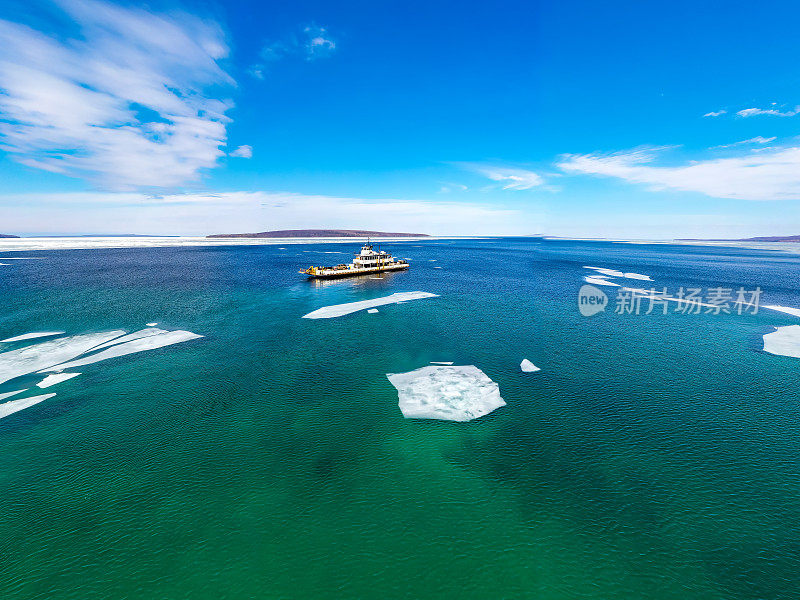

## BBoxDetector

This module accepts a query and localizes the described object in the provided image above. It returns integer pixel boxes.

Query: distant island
[0,234,19,238]
[681,235,800,242]
[207,229,429,239]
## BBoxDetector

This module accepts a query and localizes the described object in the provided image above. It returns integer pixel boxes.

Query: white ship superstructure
[300,243,409,278]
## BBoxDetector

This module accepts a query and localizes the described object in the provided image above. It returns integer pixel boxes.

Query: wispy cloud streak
[558,145,800,200]
[463,164,544,190]
[737,106,799,117]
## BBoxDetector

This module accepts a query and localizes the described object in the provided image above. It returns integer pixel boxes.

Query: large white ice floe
[763,305,800,318]
[41,330,204,371]
[0,393,56,420]
[763,325,800,358]
[386,365,506,422]
[302,291,439,319]
[520,359,540,373]
[0,389,26,401]
[89,328,168,351]
[0,331,124,385]
[0,331,66,343]
[37,373,80,388]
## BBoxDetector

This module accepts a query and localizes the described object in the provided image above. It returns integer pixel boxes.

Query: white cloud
[737,106,799,117]
[250,24,336,77]
[438,182,468,193]
[558,145,800,200]
[466,165,544,190]
[711,136,776,149]
[0,191,527,236]
[703,110,727,117]
[229,145,253,158]
[0,0,233,190]
[303,26,336,59]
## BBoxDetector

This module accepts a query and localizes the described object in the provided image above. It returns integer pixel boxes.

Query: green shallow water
[0,238,799,599]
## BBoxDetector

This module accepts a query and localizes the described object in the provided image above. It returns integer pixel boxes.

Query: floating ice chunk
[146,322,158,327]
[584,276,620,287]
[386,365,506,422]
[0,389,26,401]
[41,330,204,372]
[623,272,653,281]
[302,291,439,319]
[367,309,379,314]
[430,361,454,365]
[89,328,168,351]
[0,331,66,343]
[0,393,56,420]
[0,331,124,385]
[37,373,80,388]
[520,359,540,373]
[584,266,624,277]
[583,266,653,281]
[763,325,800,358]
[763,305,800,318]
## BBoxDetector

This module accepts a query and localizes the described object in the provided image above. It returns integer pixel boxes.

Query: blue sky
[2,0,800,237]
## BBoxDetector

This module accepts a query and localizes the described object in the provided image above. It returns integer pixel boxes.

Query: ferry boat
[300,243,409,279]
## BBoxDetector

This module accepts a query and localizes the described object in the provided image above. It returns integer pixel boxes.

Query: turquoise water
[1,238,799,599]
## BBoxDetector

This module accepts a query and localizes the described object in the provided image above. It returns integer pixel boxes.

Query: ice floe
[520,359,540,373]
[624,272,653,281]
[763,305,800,318]
[302,291,439,319]
[367,309,379,314]
[430,361,454,365]
[0,393,56,420]
[0,331,124,385]
[37,373,80,388]
[0,331,66,343]
[386,365,506,422]
[584,266,624,277]
[89,328,168,351]
[763,325,800,358]
[0,236,463,253]
[146,322,158,327]
[583,276,620,287]
[42,330,204,371]
[583,266,653,281]
[0,389,25,401]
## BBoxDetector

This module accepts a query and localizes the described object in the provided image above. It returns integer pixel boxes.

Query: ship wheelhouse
[300,242,409,278]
